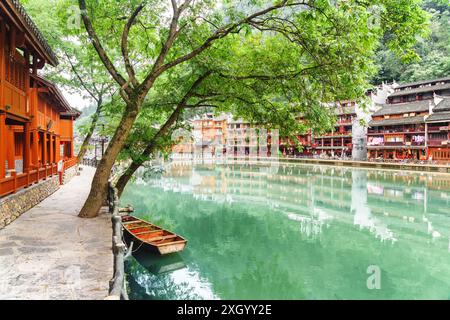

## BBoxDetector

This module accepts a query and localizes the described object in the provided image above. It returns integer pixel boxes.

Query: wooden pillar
[23,122,31,172]
[49,134,54,163]
[7,127,14,171]
[70,118,74,158]
[55,136,60,163]
[32,130,39,167]
[0,113,6,178]
[0,22,5,178]
[43,132,47,165]
[0,21,5,110]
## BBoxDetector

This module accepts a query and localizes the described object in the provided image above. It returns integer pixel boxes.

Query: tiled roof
[372,100,431,116]
[434,97,450,112]
[395,77,450,89]
[426,111,450,123]
[388,83,450,97]
[369,115,425,127]
[6,0,58,65]
[32,74,80,117]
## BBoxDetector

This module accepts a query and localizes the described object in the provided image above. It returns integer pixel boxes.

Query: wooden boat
[121,215,187,255]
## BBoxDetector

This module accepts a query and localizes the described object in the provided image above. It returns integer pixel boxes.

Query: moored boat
[121,215,187,255]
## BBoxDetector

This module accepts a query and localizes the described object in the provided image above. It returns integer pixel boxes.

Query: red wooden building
[368,77,450,161]
[0,0,79,197]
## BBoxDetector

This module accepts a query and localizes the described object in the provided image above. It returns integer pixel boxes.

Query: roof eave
[3,0,59,66]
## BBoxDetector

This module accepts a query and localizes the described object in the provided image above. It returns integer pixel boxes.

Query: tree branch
[115,70,212,194]
[121,1,147,87]
[150,0,306,80]
[60,47,99,102]
[137,0,194,97]
[78,0,130,94]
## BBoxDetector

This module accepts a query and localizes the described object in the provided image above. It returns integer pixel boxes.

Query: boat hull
[122,215,187,255]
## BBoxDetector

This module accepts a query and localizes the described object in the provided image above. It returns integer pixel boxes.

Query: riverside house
[0,0,79,227]
[367,77,450,161]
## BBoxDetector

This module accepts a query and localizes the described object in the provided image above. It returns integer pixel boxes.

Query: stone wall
[0,176,60,230]
[62,166,78,185]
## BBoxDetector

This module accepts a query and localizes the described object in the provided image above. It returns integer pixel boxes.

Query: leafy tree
[22,0,117,161]
[61,0,429,218]
[373,0,449,83]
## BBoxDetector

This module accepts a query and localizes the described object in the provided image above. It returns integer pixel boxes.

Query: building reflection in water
[126,161,450,299]
[141,161,450,244]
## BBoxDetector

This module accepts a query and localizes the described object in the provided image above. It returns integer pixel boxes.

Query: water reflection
[146,163,450,242]
[124,163,450,299]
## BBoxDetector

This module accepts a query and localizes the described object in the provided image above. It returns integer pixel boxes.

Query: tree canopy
[22,0,430,217]
[374,0,449,83]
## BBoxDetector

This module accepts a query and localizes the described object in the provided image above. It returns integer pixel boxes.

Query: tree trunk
[77,110,100,162]
[78,103,139,218]
[116,160,143,198]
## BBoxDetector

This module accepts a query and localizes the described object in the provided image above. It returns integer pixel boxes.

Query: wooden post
[32,130,39,167]
[12,171,17,194]
[70,118,74,157]
[7,127,15,172]
[0,21,5,103]
[0,113,6,178]
[24,122,31,172]
[55,136,60,163]
[0,22,5,179]
[49,134,54,164]
[43,132,47,165]
[43,132,47,179]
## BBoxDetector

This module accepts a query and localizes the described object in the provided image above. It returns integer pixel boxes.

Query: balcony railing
[316,132,351,138]
[428,140,448,146]
[0,158,78,198]
[0,163,57,198]
[63,157,78,170]
[368,128,425,134]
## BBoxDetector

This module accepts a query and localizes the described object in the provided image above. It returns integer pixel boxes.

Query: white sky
[60,87,92,111]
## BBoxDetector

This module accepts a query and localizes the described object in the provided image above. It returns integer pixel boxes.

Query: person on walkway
[57,159,64,185]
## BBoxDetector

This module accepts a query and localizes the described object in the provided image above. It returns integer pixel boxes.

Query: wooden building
[0,0,79,197]
[368,77,450,161]
[192,113,228,158]
[426,97,450,161]
[314,101,356,158]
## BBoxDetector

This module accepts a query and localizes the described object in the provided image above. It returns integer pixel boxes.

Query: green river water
[121,162,450,300]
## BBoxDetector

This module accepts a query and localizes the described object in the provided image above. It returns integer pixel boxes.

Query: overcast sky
[60,87,91,111]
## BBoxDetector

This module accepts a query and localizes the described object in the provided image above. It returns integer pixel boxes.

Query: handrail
[106,181,132,300]
[63,157,78,170]
[82,157,100,168]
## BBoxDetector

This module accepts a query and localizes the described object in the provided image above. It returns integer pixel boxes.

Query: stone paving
[0,166,112,300]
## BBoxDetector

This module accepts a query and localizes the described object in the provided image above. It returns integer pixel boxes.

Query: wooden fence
[82,157,99,168]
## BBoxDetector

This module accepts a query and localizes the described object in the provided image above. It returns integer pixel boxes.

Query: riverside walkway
[0,166,112,300]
